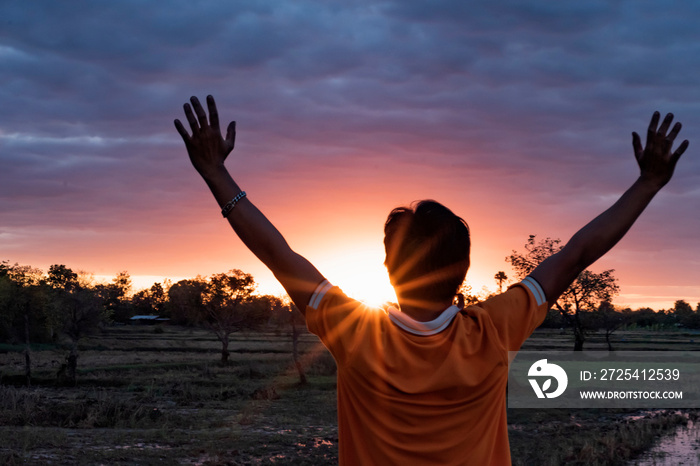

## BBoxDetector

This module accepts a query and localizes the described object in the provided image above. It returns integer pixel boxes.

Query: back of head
[384,200,470,306]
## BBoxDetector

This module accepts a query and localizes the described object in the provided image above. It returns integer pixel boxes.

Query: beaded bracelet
[221,191,247,218]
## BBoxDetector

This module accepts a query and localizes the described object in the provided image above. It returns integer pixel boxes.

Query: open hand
[174,95,235,178]
[632,112,689,189]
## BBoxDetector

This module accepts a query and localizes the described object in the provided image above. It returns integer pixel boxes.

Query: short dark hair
[383,200,470,305]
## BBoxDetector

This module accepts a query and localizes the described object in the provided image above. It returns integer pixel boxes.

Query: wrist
[636,174,667,193]
[198,163,228,182]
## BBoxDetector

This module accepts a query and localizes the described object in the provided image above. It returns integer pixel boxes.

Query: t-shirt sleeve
[479,275,549,351]
[305,279,373,365]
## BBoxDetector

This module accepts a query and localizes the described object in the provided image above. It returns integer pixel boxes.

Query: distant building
[129,315,170,325]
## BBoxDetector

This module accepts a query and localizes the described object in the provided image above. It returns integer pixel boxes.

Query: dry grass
[1,325,698,464]
[0,325,338,464]
[508,408,695,466]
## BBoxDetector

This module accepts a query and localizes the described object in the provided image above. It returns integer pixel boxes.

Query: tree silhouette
[0,263,47,386]
[507,235,619,351]
[132,282,167,316]
[288,301,308,385]
[202,269,257,364]
[593,301,629,351]
[167,278,207,325]
[95,271,133,323]
[673,300,699,328]
[57,286,103,385]
[47,265,105,385]
[494,271,508,294]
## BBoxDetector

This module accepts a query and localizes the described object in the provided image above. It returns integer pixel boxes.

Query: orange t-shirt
[306,277,548,465]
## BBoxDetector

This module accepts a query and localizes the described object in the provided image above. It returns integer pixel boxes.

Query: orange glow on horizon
[11,173,698,313]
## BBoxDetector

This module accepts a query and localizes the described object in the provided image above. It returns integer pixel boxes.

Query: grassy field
[1,326,699,465]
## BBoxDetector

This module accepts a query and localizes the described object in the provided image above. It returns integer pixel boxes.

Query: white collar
[387,305,461,336]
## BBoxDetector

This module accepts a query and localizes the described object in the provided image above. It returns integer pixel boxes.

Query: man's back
[306,279,548,465]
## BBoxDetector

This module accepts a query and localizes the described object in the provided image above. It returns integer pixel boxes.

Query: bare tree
[594,301,629,351]
[289,302,308,385]
[45,265,105,385]
[58,286,103,385]
[507,235,619,351]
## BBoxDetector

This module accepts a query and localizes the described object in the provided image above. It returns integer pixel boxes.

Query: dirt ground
[2,326,700,465]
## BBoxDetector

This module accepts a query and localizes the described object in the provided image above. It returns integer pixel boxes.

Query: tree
[261,295,308,384]
[506,235,620,351]
[290,303,308,385]
[148,282,167,316]
[506,236,562,276]
[629,307,659,329]
[246,294,281,329]
[57,285,104,385]
[95,271,133,323]
[673,300,700,328]
[131,289,152,315]
[167,277,207,325]
[274,298,309,385]
[46,264,80,340]
[47,264,78,291]
[457,282,493,307]
[494,271,508,294]
[202,270,257,364]
[593,301,629,351]
[132,282,167,316]
[113,271,132,295]
[46,264,106,385]
[0,263,48,386]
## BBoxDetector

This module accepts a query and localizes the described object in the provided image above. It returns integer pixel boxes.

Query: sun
[313,243,397,308]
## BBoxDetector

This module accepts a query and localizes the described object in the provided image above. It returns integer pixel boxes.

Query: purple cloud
[1,0,698,306]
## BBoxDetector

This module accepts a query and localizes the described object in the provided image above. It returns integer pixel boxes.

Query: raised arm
[174,95,324,313]
[530,112,690,304]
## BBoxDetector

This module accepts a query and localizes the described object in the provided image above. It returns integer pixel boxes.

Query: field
[1,326,699,465]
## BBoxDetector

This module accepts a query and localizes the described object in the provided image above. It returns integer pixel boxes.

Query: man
[175,96,689,465]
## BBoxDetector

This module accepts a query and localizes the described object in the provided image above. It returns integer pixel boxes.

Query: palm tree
[494,271,508,294]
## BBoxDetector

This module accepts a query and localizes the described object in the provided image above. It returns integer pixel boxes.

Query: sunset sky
[1,1,699,310]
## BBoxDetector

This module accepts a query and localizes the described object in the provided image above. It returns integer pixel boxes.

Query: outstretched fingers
[637,111,691,186]
[657,112,674,137]
[662,121,681,155]
[666,122,682,144]
[643,112,687,157]
[645,111,660,150]
[190,96,209,129]
[174,119,191,146]
[632,132,643,161]
[671,139,690,165]
[183,102,199,135]
[225,121,236,151]
[206,95,221,135]
[175,94,236,164]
